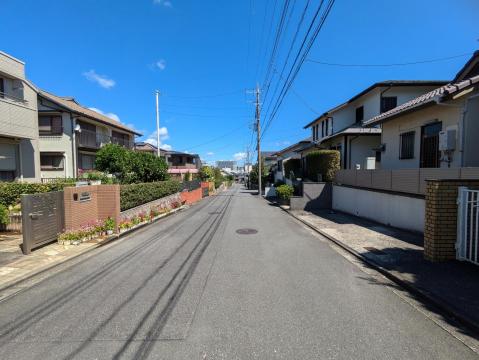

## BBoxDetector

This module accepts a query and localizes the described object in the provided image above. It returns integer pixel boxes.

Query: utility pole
[155,90,161,157]
[255,84,262,197]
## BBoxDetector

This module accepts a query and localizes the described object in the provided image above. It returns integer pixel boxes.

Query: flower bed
[58,218,115,246]
[118,198,183,234]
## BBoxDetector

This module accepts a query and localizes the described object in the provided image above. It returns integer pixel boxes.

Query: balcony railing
[78,129,133,149]
[0,91,28,105]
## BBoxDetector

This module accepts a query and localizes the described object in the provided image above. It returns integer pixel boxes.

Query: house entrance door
[420,122,442,168]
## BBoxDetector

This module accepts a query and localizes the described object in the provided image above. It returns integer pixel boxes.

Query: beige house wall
[380,104,463,169]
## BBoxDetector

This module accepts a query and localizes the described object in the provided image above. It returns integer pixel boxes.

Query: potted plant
[104,217,115,235]
[276,184,294,206]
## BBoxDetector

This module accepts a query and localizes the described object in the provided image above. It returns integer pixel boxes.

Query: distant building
[216,160,236,171]
[134,142,201,180]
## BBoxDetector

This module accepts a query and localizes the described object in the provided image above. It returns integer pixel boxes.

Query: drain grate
[363,246,386,255]
[236,228,258,235]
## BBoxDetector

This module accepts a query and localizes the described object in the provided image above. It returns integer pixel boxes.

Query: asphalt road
[0,184,477,359]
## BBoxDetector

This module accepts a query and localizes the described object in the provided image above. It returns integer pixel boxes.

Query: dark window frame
[40,153,65,171]
[381,96,398,113]
[355,106,364,123]
[39,115,63,135]
[399,131,415,160]
[79,153,96,170]
[0,78,4,98]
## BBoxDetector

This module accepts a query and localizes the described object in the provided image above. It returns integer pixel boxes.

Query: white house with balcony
[303,80,448,170]
[0,51,40,182]
[37,90,141,179]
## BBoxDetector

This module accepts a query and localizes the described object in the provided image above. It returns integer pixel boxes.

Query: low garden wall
[180,188,203,205]
[290,182,332,211]
[119,192,181,221]
[64,185,120,232]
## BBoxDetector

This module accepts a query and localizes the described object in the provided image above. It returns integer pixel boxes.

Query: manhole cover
[236,228,258,235]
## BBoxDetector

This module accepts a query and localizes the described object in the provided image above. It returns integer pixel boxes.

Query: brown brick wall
[180,188,203,205]
[425,179,479,262]
[64,185,120,232]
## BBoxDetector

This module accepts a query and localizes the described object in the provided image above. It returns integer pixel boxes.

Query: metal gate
[457,187,479,264]
[21,191,64,254]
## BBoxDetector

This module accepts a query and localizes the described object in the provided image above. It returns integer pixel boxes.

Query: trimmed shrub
[0,204,9,225]
[305,150,340,182]
[95,144,169,184]
[120,180,181,211]
[0,180,75,207]
[283,158,301,179]
[276,184,294,200]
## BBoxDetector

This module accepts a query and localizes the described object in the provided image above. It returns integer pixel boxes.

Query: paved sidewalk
[289,208,479,332]
[0,232,109,293]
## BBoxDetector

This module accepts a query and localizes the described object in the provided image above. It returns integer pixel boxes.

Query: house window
[79,153,96,170]
[0,78,4,98]
[39,116,63,135]
[325,119,329,136]
[381,96,397,113]
[355,106,364,123]
[112,131,130,147]
[40,153,64,170]
[420,122,442,168]
[277,160,283,172]
[399,131,415,159]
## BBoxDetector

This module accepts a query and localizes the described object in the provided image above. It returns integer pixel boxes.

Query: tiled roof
[39,90,142,136]
[364,75,479,126]
[303,80,448,129]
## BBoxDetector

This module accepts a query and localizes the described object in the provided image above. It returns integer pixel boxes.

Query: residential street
[0,185,476,359]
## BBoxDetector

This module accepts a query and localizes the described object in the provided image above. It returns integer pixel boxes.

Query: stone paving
[0,231,106,290]
[289,208,479,331]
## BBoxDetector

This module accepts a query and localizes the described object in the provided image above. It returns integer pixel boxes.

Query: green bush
[276,184,294,200]
[199,166,215,181]
[0,204,9,225]
[283,158,301,179]
[120,180,181,211]
[0,181,75,207]
[305,150,340,182]
[95,144,169,184]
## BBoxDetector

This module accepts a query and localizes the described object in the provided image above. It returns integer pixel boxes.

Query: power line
[184,122,250,151]
[306,52,473,67]
[262,0,335,139]
[162,110,249,119]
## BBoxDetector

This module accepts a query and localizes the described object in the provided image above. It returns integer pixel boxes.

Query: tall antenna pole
[155,90,161,157]
[255,84,262,197]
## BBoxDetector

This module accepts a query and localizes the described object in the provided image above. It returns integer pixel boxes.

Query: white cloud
[144,127,170,148]
[88,107,120,122]
[233,152,247,161]
[83,70,116,89]
[155,59,167,70]
[153,0,172,7]
[206,152,214,156]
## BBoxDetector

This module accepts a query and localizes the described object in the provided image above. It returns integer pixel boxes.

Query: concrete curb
[0,205,187,294]
[279,205,479,336]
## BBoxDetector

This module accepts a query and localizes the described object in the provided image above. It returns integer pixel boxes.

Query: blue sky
[1,0,478,165]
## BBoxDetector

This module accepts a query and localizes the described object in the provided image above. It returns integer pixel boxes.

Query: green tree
[95,144,169,183]
[305,150,340,182]
[199,166,215,181]
[249,160,268,189]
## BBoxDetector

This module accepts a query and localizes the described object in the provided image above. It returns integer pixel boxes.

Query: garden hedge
[0,180,76,207]
[305,150,340,182]
[283,158,301,179]
[120,180,181,211]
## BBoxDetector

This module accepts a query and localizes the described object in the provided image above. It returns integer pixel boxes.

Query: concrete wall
[290,182,332,211]
[380,103,462,169]
[180,187,203,205]
[332,184,425,233]
[120,193,181,221]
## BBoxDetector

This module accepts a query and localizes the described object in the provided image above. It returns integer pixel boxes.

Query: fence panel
[457,187,479,265]
[356,170,373,188]
[21,191,64,254]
